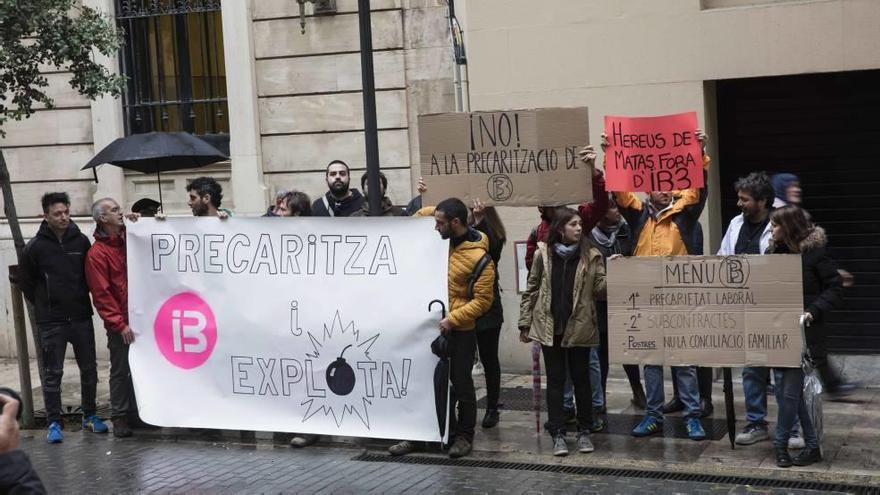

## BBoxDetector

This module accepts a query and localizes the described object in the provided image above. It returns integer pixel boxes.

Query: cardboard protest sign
[607,255,804,367]
[419,107,592,207]
[604,112,704,192]
[127,217,449,442]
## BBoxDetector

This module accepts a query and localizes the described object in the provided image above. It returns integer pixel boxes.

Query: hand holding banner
[419,107,592,207]
[604,112,704,192]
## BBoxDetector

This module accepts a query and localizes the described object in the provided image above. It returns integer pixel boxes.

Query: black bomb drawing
[326,345,356,396]
[283,307,413,429]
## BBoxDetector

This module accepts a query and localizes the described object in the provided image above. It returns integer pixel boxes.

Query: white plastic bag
[802,359,824,448]
[800,314,824,450]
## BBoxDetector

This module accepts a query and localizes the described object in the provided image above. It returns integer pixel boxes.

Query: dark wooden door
[716,70,880,352]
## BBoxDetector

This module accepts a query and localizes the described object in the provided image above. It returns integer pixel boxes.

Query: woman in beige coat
[519,207,606,456]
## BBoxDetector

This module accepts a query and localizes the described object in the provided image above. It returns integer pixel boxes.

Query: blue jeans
[589,348,604,408]
[773,368,818,449]
[743,366,800,432]
[644,365,700,421]
[742,366,770,425]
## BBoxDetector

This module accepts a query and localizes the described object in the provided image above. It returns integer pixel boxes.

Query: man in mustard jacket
[611,131,710,441]
[433,198,495,458]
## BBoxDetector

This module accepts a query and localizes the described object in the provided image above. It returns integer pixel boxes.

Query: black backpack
[466,253,492,300]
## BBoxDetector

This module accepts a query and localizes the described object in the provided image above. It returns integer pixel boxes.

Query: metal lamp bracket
[297,0,338,34]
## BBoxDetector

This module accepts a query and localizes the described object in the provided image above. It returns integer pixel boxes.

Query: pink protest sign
[604,112,704,192]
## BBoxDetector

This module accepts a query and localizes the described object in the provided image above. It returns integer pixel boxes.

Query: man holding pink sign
[602,114,710,440]
[604,112,705,194]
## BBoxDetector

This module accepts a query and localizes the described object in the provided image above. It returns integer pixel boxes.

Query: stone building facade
[2,0,878,379]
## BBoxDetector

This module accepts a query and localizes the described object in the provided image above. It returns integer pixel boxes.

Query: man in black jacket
[0,393,47,494]
[310,160,365,217]
[351,171,404,217]
[19,192,108,443]
[291,160,365,448]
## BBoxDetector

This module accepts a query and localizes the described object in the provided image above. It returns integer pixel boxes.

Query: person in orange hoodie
[610,130,711,441]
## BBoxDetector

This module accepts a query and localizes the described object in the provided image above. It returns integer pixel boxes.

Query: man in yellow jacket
[432,198,495,458]
[611,131,710,441]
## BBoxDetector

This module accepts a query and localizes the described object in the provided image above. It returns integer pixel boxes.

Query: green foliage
[0,0,126,135]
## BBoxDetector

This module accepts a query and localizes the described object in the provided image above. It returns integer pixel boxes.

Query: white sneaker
[735,423,769,445]
[552,435,569,456]
[472,362,484,376]
[289,434,319,448]
[389,440,418,456]
[788,435,806,449]
[577,432,595,453]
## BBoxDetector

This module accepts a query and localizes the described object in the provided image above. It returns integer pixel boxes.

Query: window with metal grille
[116,0,229,150]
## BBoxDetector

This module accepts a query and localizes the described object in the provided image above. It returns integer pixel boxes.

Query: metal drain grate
[352,453,880,495]
[477,386,543,411]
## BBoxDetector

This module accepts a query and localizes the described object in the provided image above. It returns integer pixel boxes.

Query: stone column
[222,0,268,215]
[83,0,127,205]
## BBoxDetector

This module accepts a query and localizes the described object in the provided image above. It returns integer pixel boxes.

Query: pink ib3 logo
[154,292,217,369]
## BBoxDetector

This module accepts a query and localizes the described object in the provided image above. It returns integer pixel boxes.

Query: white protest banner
[608,255,804,367]
[127,217,449,442]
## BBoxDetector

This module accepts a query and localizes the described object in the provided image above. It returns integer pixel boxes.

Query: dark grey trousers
[40,319,98,424]
[107,332,138,420]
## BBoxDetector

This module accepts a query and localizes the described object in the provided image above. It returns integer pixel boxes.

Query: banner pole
[357,0,382,217]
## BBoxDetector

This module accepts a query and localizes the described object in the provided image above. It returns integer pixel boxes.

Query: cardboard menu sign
[604,111,704,192]
[607,255,804,367]
[418,107,592,207]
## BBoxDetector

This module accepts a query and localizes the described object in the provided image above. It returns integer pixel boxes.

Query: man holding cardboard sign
[605,127,710,441]
[418,107,592,207]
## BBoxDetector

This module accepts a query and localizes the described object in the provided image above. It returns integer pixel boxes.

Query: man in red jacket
[84,198,137,438]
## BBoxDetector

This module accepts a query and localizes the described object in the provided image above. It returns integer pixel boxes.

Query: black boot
[662,397,684,414]
[776,447,793,468]
[793,447,822,466]
[631,386,647,410]
[482,408,499,428]
[700,398,714,418]
[112,418,133,438]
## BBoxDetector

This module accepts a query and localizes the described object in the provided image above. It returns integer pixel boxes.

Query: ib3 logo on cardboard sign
[153,292,218,369]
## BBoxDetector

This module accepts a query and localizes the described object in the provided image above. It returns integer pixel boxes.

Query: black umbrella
[428,299,451,444]
[81,132,228,212]
[723,367,736,448]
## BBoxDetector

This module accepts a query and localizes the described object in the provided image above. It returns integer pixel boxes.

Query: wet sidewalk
[3,358,879,490]
[471,371,879,485]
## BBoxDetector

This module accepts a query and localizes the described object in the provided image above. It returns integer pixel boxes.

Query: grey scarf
[591,224,620,249]
[552,242,579,260]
